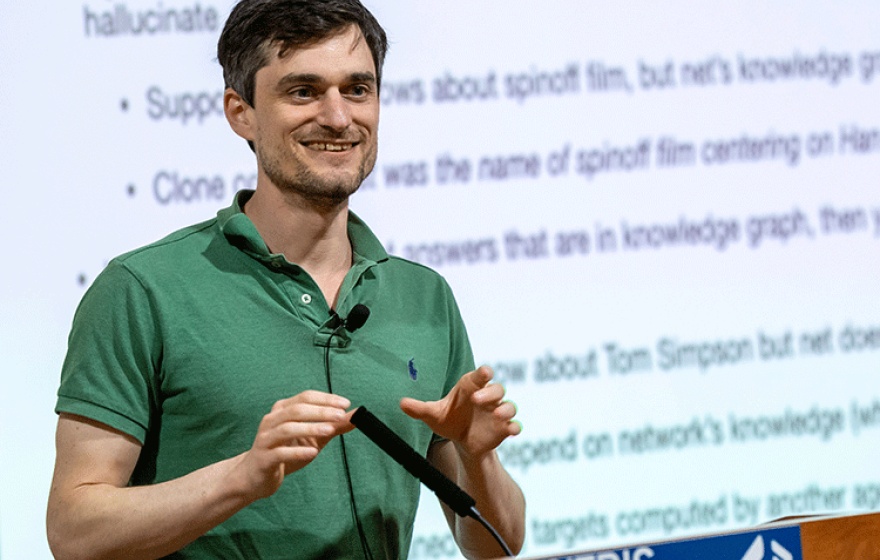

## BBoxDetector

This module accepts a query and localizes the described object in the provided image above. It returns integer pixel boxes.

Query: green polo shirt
[56,190,475,559]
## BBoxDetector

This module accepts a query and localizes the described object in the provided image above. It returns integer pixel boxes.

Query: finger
[257,406,347,443]
[257,419,335,449]
[507,419,523,437]
[275,446,320,464]
[472,365,494,387]
[336,409,357,435]
[493,400,518,421]
[271,402,349,425]
[271,391,351,413]
[455,365,493,394]
[472,382,506,406]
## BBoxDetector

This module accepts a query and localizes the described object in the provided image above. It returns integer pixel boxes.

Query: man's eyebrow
[348,72,377,85]
[275,73,323,91]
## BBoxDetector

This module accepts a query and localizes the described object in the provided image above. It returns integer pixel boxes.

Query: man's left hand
[399,365,521,458]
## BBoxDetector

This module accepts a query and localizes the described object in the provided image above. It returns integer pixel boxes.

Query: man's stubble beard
[257,141,378,209]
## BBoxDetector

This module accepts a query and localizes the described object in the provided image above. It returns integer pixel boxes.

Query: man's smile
[303,142,357,152]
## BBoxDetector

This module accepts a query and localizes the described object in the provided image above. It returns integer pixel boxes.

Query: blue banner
[558,525,802,560]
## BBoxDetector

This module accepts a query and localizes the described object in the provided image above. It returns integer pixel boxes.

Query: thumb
[399,397,437,422]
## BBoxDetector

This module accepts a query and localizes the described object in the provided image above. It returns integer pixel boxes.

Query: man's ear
[224,88,255,142]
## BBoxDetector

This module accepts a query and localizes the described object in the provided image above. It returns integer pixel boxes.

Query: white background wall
[2,2,880,558]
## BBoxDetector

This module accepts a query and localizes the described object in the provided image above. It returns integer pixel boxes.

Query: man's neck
[243,185,353,308]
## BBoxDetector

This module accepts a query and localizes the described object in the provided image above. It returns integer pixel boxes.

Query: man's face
[247,25,379,205]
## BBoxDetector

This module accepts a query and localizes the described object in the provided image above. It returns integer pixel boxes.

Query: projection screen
[2,2,879,558]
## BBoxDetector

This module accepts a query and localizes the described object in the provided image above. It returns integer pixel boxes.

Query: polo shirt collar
[217,189,389,264]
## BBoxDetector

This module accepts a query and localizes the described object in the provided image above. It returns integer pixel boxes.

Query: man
[47,1,525,559]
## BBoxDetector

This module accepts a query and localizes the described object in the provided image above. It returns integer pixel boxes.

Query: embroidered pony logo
[408,359,418,381]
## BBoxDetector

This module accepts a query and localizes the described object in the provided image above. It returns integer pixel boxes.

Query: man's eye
[289,88,313,99]
[349,85,370,96]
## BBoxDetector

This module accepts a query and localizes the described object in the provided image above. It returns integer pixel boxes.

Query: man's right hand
[47,391,354,560]
[233,390,355,500]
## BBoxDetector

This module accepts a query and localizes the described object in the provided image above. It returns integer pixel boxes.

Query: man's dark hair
[217,0,388,107]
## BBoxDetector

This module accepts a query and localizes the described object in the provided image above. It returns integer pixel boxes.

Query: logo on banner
[741,535,793,560]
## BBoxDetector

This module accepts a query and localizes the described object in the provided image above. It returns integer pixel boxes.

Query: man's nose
[316,90,351,131]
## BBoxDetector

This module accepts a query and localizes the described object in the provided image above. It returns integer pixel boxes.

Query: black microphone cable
[351,406,515,557]
[324,305,374,560]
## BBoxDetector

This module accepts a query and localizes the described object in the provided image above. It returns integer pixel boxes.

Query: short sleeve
[442,280,476,395]
[55,259,161,444]
[432,279,476,444]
